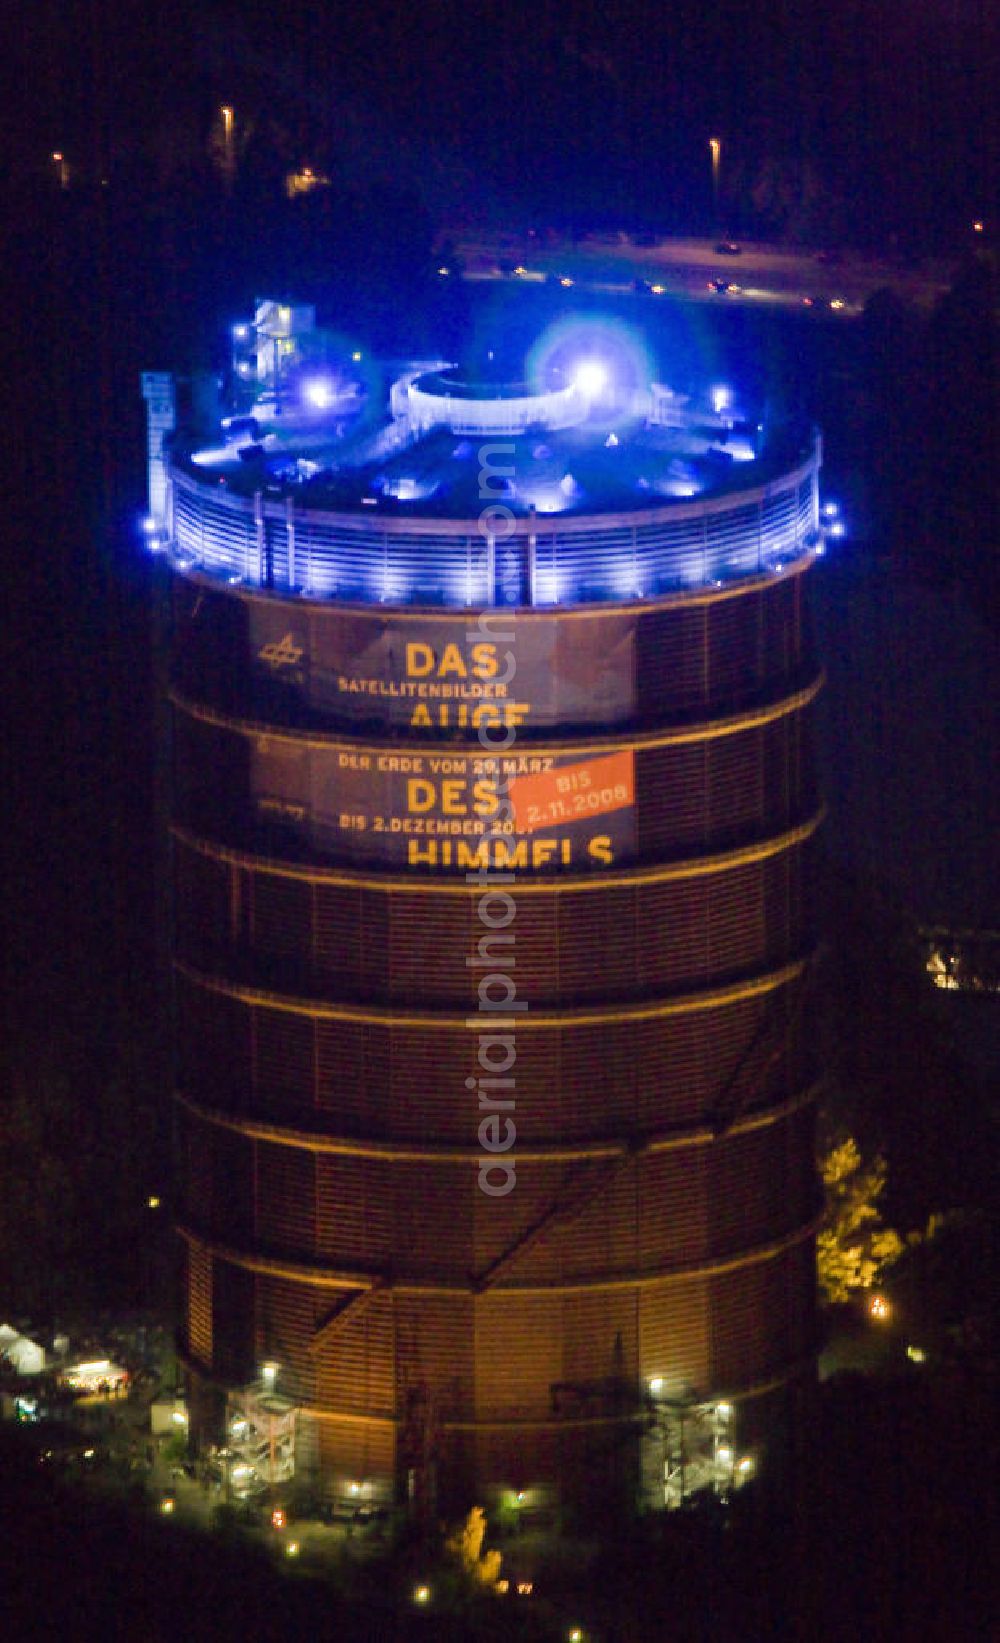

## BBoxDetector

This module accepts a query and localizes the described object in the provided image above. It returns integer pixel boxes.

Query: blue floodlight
[303,378,335,410]
[573,361,608,398]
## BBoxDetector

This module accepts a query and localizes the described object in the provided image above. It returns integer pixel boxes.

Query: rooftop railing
[166,438,821,608]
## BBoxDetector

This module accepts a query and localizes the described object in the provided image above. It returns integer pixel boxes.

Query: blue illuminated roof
[155,339,823,608]
[179,360,789,521]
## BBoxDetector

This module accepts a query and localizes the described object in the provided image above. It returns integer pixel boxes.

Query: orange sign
[509,751,634,834]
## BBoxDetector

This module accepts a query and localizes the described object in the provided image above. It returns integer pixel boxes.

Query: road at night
[449,233,953,314]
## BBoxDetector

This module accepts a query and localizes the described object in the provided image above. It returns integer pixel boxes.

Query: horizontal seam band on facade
[174,1079,821,1163]
[174,954,808,1029]
[435,1356,817,1432]
[176,1344,815,1430]
[176,1210,821,1299]
[186,541,818,619]
[169,806,825,896]
[167,671,823,757]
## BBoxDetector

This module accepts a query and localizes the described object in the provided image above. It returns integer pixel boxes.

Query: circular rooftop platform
[153,337,823,609]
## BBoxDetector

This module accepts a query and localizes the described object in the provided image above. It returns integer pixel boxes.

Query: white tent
[0,1324,46,1376]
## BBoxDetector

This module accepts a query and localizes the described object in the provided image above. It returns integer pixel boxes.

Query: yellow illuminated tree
[446,1506,503,1589]
[817,1137,905,1304]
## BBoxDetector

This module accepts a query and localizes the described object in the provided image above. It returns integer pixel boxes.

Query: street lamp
[709,137,721,227]
[220,106,235,183]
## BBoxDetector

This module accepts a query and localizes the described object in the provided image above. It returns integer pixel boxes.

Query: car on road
[714,241,742,255]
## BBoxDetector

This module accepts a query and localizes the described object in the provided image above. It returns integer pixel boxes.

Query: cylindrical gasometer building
[147,329,825,1516]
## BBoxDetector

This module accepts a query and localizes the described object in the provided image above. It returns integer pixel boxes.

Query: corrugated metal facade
[171,516,822,1510]
[174,827,818,1005]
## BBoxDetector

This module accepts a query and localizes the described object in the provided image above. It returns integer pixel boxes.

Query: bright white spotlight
[573,360,608,398]
[711,384,732,416]
[303,378,334,410]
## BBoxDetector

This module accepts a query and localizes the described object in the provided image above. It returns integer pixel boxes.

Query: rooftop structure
[149,303,819,614]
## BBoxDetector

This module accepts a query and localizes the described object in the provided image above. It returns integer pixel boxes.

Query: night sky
[7,0,998,243]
